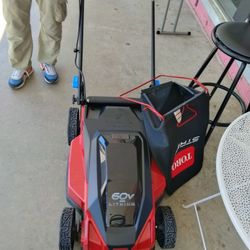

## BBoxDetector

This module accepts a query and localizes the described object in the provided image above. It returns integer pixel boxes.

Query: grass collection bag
[141,77,209,194]
[120,75,209,195]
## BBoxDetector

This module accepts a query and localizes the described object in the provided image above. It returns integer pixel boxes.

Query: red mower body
[66,99,167,250]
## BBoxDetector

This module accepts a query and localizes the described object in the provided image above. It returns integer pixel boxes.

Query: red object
[171,146,195,178]
[132,209,155,250]
[67,107,86,209]
[175,105,198,128]
[82,211,108,250]
[120,74,208,121]
[67,106,167,249]
[151,160,166,202]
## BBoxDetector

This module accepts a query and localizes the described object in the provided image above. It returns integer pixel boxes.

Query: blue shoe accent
[8,78,24,88]
[44,72,58,83]
[8,68,33,89]
[40,63,58,84]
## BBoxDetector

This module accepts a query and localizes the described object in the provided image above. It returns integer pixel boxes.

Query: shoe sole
[10,69,34,90]
[43,77,58,85]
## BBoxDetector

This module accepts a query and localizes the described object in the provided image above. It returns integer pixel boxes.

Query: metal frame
[72,0,86,105]
[189,46,247,144]
[157,0,191,36]
[77,0,86,105]
[152,0,156,84]
[184,112,250,249]
[192,82,247,127]
[205,62,247,143]
[183,193,221,250]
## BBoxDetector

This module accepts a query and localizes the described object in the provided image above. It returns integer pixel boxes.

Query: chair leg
[160,0,171,33]
[205,62,247,144]
[210,58,234,99]
[190,47,218,87]
[173,0,185,33]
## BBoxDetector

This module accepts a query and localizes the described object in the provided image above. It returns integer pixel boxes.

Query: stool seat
[212,22,250,63]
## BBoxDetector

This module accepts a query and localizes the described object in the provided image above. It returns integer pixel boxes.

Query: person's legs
[36,0,67,83]
[3,0,33,70]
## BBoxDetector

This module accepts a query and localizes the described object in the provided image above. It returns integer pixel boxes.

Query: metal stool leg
[157,0,191,36]
[190,48,218,87]
[192,82,246,127]
[210,58,234,99]
[205,62,247,143]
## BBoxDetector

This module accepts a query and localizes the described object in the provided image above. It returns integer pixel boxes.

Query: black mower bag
[141,80,209,195]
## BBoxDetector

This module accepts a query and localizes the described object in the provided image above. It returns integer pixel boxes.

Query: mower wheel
[156,206,176,249]
[59,207,77,250]
[68,107,80,145]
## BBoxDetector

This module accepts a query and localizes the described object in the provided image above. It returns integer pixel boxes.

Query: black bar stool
[190,21,250,144]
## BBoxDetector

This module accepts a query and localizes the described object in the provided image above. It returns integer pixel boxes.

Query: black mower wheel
[156,206,176,249]
[68,108,80,145]
[59,207,77,250]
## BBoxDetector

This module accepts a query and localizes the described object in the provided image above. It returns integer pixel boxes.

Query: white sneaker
[8,67,33,89]
[40,63,59,84]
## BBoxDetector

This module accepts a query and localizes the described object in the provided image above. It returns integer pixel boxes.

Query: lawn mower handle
[73,0,86,105]
[78,0,85,104]
[75,0,157,105]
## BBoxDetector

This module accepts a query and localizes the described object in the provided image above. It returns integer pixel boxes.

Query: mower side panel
[81,211,109,250]
[130,162,165,250]
[67,107,87,210]
[151,160,166,203]
[132,209,156,250]
[82,209,156,250]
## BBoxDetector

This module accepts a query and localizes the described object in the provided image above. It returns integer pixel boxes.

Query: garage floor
[0,0,247,249]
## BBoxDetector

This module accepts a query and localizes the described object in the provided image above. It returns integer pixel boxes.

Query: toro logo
[171,146,195,178]
[112,192,135,202]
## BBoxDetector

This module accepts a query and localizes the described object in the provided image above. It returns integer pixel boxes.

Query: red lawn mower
[59,1,208,249]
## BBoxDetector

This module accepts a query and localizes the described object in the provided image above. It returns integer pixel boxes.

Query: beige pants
[3,0,67,70]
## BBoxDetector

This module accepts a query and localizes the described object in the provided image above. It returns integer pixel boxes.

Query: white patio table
[216,111,250,249]
[183,112,250,250]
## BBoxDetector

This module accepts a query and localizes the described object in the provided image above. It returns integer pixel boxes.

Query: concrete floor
[0,0,247,249]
